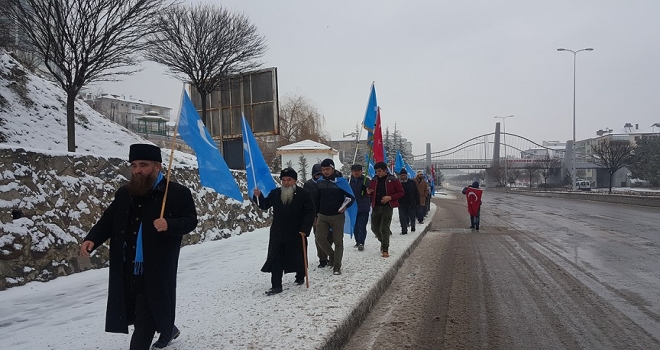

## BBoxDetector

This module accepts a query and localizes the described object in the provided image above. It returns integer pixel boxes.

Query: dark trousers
[271,269,305,288]
[371,205,393,251]
[314,225,334,262]
[398,206,416,233]
[124,270,157,350]
[470,208,481,228]
[353,211,369,245]
[417,205,426,223]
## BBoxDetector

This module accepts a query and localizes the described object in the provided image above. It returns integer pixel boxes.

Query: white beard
[280,186,295,205]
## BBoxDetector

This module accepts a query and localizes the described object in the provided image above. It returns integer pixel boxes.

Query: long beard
[280,186,295,205]
[128,172,156,197]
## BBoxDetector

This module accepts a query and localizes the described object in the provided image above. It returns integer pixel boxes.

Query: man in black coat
[253,168,316,295]
[397,168,419,234]
[80,144,198,350]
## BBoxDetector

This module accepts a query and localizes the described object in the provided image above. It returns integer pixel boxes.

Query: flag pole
[160,86,186,218]
[301,233,309,288]
[243,116,260,206]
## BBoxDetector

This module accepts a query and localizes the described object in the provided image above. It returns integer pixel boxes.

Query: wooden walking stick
[301,233,309,288]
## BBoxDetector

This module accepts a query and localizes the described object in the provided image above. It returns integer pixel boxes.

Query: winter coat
[399,179,420,209]
[303,177,320,214]
[349,175,372,213]
[415,178,430,206]
[315,170,355,216]
[368,174,405,208]
[84,178,197,335]
[254,186,316,273]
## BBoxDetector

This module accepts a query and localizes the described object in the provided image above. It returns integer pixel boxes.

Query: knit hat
[321,158,335,168]
[351,164,362,171]
[471,181,480,188]
[280,167,298,180]
[129,144,162,162]
[311,164,322,176]
[399,168,407,175]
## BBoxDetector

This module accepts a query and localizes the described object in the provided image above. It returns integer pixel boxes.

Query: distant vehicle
[576,180,591,191]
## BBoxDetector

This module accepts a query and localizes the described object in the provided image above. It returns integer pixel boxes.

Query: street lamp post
[494,115,513,187]
[557,47,593,190]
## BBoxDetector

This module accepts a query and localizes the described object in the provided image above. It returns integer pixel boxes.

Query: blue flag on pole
[365,154,375,177]
[395,151,405,174]
[177,91,243,201]
[405,162,415,178]
[242,116,277,198]
[363,84,378,132]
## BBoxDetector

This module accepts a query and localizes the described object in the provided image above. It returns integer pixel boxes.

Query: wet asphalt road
[342,189,660,350]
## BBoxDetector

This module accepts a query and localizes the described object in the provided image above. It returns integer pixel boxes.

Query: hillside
[0,51,270,290]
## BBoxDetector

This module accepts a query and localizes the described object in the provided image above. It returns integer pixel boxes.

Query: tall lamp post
[557,47,593,190]
[494,115,513,187]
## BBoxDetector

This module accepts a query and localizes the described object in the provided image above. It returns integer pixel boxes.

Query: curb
[500,189,660,208]
[320,222,434,350]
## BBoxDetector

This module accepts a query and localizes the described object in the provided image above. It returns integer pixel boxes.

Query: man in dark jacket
[366,162,404,257]
[80,144,198,350]
[314,158,355,275]
[303,163,334,268]
[349,164,371,250]
[253,168,316,295]
[397,168,419,234]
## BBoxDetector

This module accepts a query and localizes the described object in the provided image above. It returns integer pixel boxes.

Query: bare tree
[522,163,540,188]
[591,140,634,193]
[278,94,329,144]
[534,155,561,190]
[509,167,522,187]
[3,0,167,152]
[144,3,267,127]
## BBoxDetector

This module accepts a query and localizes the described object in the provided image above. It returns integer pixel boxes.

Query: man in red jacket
[366,162,404,257]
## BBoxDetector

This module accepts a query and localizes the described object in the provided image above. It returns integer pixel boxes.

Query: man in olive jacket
[80,144,198,350]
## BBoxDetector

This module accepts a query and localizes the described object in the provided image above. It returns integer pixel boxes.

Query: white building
[276,140,343,182]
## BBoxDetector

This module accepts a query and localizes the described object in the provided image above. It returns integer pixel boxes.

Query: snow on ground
[0,205,435,350]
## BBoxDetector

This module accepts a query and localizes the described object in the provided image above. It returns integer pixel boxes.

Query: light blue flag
[395,151,405,174]
[405,162,415,178]
[242,116,277,198]
[365,154,375,178]
[177,91,243,201]
[363,84,378,132]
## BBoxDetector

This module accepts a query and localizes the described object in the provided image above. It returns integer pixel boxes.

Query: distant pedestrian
[366,162,404,257]
[349,164,371,250]
[314,158,355,275]
[253,168,316,295]
[462,181,483,230]
[303,163,334,268]
[414,171,430,224]
[80,144,197,350]
[397,168,419,234]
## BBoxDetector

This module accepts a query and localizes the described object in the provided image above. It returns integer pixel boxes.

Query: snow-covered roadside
[0,205,436,350]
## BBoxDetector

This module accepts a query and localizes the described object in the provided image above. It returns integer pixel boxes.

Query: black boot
[152,325,180,349]
[265,287,283,296]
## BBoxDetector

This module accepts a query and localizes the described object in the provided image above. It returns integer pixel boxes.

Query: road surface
[343,189,660,349]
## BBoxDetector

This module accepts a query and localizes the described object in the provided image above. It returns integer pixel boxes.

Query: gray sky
[98,0,660,155]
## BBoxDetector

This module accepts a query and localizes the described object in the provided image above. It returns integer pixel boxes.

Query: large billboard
[189,67,279,139]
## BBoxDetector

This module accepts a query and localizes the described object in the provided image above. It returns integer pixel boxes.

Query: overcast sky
[97,0,660,155]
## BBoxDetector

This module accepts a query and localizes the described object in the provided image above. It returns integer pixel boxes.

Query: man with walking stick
[252,168,316,295]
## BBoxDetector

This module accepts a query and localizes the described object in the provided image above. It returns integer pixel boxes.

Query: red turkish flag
[465,187,483,216]
[372,109,385,163]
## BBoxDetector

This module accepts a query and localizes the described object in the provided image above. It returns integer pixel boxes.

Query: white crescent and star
[197,120,217,149]
[468,192,478,202]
